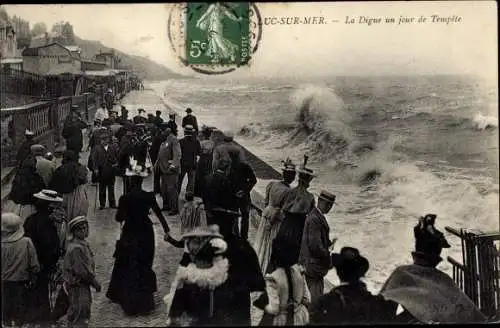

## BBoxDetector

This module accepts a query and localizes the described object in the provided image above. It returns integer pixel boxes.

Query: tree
[61,22,75,44]
[31,22,47,37]
[0,7,9,22]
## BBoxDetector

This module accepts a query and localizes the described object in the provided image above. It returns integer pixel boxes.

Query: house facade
[81,60,107,71]
[22,43,82,75]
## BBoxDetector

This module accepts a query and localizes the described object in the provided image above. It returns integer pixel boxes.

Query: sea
[149,74,499,293]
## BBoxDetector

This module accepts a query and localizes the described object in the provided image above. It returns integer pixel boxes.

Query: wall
[23,44,81,75]
[82,61,107,71]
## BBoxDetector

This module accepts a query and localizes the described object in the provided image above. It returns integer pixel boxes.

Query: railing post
[84,93,89,121]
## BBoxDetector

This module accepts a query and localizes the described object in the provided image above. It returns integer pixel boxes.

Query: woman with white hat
[23,189,64,324]
[271,155,316,271]
[1,212,40,327]
[62,216,101,327]
[253,158,297,275]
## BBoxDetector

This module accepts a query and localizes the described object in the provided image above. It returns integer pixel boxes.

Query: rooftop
[64,45,81,53]
[22,42,77,58]
[0,58,23,64]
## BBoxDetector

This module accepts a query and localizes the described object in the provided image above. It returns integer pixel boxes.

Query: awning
[1,58,23,64]
[84,70,117,77]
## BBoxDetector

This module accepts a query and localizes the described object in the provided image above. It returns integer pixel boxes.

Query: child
[1,213,40,327]
[62,216,101,327]
[179,192,207,234]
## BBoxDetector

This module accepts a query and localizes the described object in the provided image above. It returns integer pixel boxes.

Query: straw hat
[25,129,34,136]
[1,213,25,243]
[68,216,88,232]
[318,190,336,204]
[33,189,63,202]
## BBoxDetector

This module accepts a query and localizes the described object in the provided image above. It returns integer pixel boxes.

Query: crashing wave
[472,112,498,130]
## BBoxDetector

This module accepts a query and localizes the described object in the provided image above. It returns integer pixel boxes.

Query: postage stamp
[167,2,262,74]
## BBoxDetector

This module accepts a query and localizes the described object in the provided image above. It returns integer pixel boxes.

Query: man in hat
[310,247,395,325]
[299,190,338,304]
[2,212,40,327]
[156,126,181,214]
[104,89,114,111]
[182,108,199,134]
[167,112,178,136]
[23,190,64,324]
[90,131,119,209]
[94,103,109,122]
[153,110,164,127]
[178,124,202,195]
[63,216,101,327]
[62,105,88,155]
[16,129,36,167]
[133,108,148,124]
[211,131,245,173]
[32,144,56,187]
[119,105,131,125]
[379,214,486,324]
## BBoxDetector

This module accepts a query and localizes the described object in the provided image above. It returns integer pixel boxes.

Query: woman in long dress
[105,158,173,316]
[253,158,296,274]
[271,156,316,271]
[49,150,90,221]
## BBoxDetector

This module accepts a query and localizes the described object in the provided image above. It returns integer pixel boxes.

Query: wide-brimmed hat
[30,144,46,156]
[1,213,25,243]
[318,190,336,204]
[331,247,369,279]
[25,129,34,136]
[68,216,88,232]
[281,158,296,172]
[34,189,63,202]
[107,88,112,93]
[184,124,195,134]
[185,108,193,113]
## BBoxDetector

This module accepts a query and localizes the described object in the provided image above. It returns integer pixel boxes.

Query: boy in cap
[63,216,101,327]
[16,129,35,167]
[182,108,198,134]
[299,190,338,304]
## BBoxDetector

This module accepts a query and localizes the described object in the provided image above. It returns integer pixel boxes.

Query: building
[95,49,120,69]
[64,45,82,58]
[0,20,23,70]
[22,42,82,75]
[81,60,107,71]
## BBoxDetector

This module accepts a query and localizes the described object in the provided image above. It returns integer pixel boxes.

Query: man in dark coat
[166,113,178,136]
[153,110,164,127]
[90,131,119,209]
[133,108,148,124]
[181,108,199,134]
[212,131,244,173]
[150,123,168,194]
[15,129,35,167]
[119,106,131,125]
[178,125,201,195]
[62,105,88,155]
[23,190,63,324]
[309,247,395,325]
[227,149,256,240]
[299,190,337,304]
[156,127,181,215]
[104,89,114,111]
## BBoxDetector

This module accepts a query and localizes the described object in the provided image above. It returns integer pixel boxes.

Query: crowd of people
[1,102,491,327]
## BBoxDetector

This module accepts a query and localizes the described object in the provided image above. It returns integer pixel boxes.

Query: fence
[446,226,500,319]
[1,91,103,168]
[1,67,46,97]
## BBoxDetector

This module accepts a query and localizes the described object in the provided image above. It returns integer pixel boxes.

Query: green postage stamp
[168,2,262,74]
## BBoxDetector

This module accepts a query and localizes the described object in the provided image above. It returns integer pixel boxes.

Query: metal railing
[446,226,500,319]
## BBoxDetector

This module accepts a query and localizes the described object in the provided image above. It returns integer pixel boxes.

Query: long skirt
[106,222,157,316]
[67,284,92,327]
[269,212,307,272]
[253,206,283,274]
[63,185,90,221]
[25,271,51,323]
[2,281,29,325]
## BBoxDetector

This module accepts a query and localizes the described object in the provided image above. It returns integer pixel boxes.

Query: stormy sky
[4,2,497,80]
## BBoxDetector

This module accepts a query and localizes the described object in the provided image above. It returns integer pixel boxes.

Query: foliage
[31,22,47,37]
[50,21,75,45]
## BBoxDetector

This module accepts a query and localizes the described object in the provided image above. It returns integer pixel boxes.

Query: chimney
[45,32,49,45]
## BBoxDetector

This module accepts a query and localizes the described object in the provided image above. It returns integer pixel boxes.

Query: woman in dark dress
[271,155,315,271]
[105,157,174,316]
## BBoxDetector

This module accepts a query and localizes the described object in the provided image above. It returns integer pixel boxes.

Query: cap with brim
[107,89,112,93]
[30,144,46,156]
[319,190,336,204]
[25,129,34,136]
[1,213,25,243]
[181,225,223,240]
[34,189,63,202]
[185,108,192,113]
[68,216,88,231]
[331,247,369,278]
